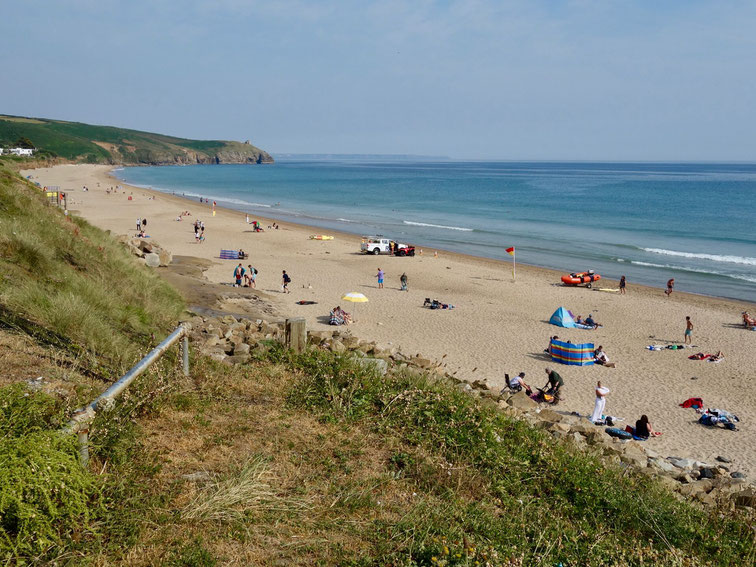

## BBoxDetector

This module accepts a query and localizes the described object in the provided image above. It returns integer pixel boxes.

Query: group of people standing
[193,220,205,243]
[233,263,257,288]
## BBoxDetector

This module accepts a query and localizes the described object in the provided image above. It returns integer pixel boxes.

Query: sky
[2,0,756,160]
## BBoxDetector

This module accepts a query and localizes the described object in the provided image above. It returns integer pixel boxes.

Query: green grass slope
[0,114,273,165]
[0,164,185,372]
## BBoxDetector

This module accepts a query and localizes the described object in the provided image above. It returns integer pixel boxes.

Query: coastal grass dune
[0,164,184,372]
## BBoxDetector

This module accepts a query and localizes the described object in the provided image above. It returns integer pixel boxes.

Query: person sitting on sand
[743,311,756,327]
[238,249,248,259]
[544,335,559,354]
[506,372,532,396]
[593,346,616,368]
[574,315,584,325]
[709,351,724,362]
[584,314,600,330]
[632,415,661,439]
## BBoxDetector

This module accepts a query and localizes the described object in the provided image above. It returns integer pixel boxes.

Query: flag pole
[512,248,516,281]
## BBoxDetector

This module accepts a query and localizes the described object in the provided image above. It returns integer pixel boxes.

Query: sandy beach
[24,164,756,476]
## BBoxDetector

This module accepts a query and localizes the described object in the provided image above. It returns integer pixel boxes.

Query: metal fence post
[182,335,190,376]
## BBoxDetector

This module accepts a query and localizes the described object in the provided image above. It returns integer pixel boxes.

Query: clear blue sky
[2,1,755,160]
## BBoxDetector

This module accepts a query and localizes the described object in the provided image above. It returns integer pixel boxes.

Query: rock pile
[118,236,172,267]
[186,314,754,511]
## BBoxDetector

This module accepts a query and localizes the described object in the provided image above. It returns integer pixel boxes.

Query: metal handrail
[63,325,189,465]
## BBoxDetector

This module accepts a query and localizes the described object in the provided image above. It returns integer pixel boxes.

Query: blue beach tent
[550,307,576,328]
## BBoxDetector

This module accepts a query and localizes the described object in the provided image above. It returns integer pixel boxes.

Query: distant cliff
[0,115,273,165]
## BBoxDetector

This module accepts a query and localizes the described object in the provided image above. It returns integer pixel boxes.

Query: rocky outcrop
[118,236,172,267]
[113,141,274,166]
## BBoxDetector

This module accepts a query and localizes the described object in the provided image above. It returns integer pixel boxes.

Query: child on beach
[665,278,675,297]
[376,268,384,289]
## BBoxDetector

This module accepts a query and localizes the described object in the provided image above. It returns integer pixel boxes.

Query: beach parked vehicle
[561,270,601,288]
[360,235,416,256]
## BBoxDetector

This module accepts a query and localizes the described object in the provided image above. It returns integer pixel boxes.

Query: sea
[113,160,756,304]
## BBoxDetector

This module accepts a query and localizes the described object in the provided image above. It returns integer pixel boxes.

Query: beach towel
[688,353,711,360]
[679,397,704,409]
[220,249,239,260]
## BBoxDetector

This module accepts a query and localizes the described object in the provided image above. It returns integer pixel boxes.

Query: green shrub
[0,388,98,560]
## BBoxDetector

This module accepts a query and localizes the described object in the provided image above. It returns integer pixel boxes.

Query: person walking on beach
[136,217,141,233]
[684,316,693,344]
[619,275,626,295]
[400,272,408,291]
[665,278,675,297]
[246,265,257,288]
[590,381,610,423]
[376,268,384,289]
[282,270,291,293]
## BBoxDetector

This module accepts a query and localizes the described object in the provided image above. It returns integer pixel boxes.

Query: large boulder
[144,252,161,267]
[506,391,538,411]
[158,248,172,266]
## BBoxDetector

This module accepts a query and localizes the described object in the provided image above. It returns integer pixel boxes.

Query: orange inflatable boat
[561,271,601,287]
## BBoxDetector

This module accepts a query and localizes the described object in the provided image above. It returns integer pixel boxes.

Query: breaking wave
[642,248,756,266]
[403,221,473,232]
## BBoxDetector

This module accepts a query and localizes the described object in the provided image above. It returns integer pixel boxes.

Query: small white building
[0,148,4,155]
[10,148,34,156]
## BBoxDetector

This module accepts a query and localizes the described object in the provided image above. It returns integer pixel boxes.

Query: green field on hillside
[0,114,273,164]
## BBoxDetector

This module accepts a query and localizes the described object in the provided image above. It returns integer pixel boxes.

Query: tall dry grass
[0,165,184,373]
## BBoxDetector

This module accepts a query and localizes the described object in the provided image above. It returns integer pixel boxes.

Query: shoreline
[109,167,752,310]
[23,164,756,477]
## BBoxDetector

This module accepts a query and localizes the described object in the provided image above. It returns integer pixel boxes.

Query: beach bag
[254,268,258,274]
[606,427,633,440]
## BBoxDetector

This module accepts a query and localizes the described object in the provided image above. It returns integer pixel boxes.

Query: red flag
[505,247,515,256]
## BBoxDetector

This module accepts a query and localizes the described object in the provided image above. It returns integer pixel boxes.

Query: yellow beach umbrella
[341,292,368,321]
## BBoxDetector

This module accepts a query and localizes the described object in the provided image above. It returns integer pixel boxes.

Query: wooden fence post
[285,317,307,353]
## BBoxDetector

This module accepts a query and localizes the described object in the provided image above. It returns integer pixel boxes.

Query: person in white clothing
[590,381,610,423]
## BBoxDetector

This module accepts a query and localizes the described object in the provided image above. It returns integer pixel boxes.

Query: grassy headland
[0,114,273,164]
